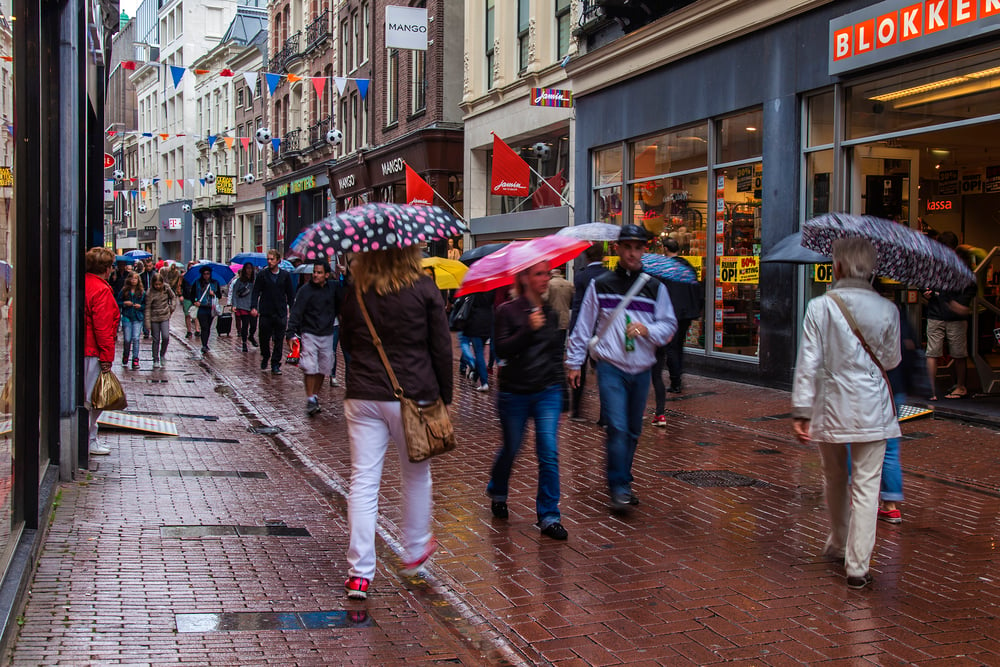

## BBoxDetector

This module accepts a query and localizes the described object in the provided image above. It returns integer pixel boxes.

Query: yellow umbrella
[421,256,468,290]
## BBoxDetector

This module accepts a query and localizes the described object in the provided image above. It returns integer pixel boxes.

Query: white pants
[345,399,433,581]
[818,440,886,577]
[83,357,102,446]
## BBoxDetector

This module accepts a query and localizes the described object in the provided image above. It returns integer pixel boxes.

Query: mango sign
[719,256,759,284]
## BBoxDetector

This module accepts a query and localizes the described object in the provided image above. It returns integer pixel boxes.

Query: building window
[485,0,495,90]
[556,0,571,59]
[341,19,350,75]
[411,50,426,114]
[517,0,529,73]
[352,12,360,72]
[351,94,359,152]
[361,2,369,64]
[386,49,398,125]
[237,86,244,109]
[255,116,263,174]
[340,98,349,155]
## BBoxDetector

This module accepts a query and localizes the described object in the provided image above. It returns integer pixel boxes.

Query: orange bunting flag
[405,163,434,206]
[166,179,173,190]
[287,73,302,83]
[312,77,326,99]
[159,133,169,140]
[193,69,210,75]
[224,137,235,150]
[0,56,12,62]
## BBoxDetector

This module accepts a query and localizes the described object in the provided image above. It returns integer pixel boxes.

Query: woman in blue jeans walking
[117,271,145,370]
[486,261,568,540]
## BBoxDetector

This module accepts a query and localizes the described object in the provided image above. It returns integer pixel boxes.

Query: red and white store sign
[829,0,1000,75]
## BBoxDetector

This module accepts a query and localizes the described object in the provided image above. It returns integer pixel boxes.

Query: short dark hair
[663,237,680,253]
[938,230,959,249]
[584,242,604,262]
[200,266,212,274]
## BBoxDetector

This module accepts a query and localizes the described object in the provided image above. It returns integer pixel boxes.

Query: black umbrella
[459,242,508,265]
[761,232,831,264]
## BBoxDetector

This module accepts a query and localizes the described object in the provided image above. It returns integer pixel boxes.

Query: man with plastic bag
[84,247,122,455]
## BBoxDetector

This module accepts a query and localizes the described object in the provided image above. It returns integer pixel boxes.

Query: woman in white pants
[339,245,453,600]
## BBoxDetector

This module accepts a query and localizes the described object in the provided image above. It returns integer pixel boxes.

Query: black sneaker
[847,573,873,590]
[260,360,268,371]
[540,522,568,540]
[610,493,632,512]
[271,366,282,375]
[248,336,258,347]
[242,343,248,352]
[185,331,192,339]
[490,501,508,519]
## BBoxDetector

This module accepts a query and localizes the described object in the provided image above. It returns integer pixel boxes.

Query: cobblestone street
[9,316,1000,665]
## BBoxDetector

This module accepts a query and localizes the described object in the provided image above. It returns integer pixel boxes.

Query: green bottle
[624,314,635,352]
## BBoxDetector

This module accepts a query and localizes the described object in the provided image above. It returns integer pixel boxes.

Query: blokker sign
[829,0,1000,75]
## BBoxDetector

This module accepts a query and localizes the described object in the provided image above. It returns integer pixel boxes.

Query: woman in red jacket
[84,247,121,455]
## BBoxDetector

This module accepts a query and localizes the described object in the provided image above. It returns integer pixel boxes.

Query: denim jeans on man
[596,360,651,499]
[487,385,562,528]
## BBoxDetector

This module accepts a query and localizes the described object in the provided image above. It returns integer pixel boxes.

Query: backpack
[448,296,474,332]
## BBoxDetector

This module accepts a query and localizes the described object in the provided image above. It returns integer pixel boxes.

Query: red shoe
[399,537,437,576]
[344,576,370,600]
[652,415,667,427]
[877,508,902,524]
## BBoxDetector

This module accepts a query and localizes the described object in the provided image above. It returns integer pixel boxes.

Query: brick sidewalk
[9,314,1000,665]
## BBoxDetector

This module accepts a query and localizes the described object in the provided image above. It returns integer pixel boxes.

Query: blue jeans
[331,325,341,375]
[487,385,562,527]
[458,332,475,374]
[596,361,651,497]
[122,319,143,360]
[470,336,489,387]
[880,393,906,502]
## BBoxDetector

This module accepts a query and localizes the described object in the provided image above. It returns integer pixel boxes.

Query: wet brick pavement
[9,312,1000,665]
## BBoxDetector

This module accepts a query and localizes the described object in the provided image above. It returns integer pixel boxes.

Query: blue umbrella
[279,259,294,271]
[641,253,699,284]
[124,249,152,260]
[183,262,236,286]
[114,255,132,263]
[230,252,269,268]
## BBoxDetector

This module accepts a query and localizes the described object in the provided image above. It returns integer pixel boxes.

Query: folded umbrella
[641,253,699,284]
[459,242,508,265]
[421,256,468,290]
[761,232,831,264]
[456,236,591,297]
[290,203,467,259]
[801,213,975,291]
[555,222,621,242]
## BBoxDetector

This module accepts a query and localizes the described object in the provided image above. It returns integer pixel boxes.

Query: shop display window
[718,109,762,164]
[807,91,835,148]
[486,133,570,215]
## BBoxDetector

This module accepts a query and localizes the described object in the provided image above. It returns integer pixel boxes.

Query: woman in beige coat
[144,273,177,368]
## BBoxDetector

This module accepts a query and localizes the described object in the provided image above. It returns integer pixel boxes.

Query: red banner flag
[121,61,136,70]
[491,134,530,196]
[405,164,434,206]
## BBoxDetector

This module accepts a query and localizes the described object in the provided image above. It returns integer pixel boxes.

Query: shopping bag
[91,369,127,411]
[211,297,223,317]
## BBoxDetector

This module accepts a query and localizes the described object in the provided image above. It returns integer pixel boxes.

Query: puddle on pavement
[175,610,373,632]
[150,470,268,478]
[160,524,310,538]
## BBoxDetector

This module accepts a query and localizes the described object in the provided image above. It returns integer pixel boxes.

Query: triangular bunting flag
[142,132,152,137]
[312,77,326,99]
[334,77,347,95]
[140,179,149,187]
[107,130,117,137]
[356,79,369,99]
[118,190,126,200]
[159,133,169,140]
[240,137,251,152]
[207,135,217,149]
[224,137,235,150]
[188,179,197,189]
[199,178,206,186]
[152,178,160,184]
[122,61,136,70]
[287,73,302,83]
[243,72,258,96]
[271,137,281,152]
[169,65,185,88]
[265,73,282,96]
[176,180,183,190]
[130,190,138,198]
[141,191,147,199]
[166,179,173,189]
[0,56,12,62]
[220,68,235,77]
[193,69,210,75]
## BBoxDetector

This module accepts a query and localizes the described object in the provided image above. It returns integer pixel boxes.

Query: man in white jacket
[566,225,677,512]
[792,237,901,590]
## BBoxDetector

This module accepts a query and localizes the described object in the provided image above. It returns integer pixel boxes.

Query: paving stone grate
[747,412,793,422]
[175,610,373,633]
[160,524,310,538]
[151,470,268,478]
[753,448,782,455]
[145,436,241,443]
[660,470,768,488]
[250,426,284,435]
[664,391,717,402]
[130,411,219,421]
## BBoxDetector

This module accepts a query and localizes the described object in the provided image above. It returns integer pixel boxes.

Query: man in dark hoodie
[251,249,297,374]
[286,261,342,415]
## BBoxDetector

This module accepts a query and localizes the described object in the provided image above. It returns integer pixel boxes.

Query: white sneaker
[89,443,111,455]
[152,361,161,369]
[475,383,489,392]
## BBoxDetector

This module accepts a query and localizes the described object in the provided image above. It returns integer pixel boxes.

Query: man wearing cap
[565,225,677,512]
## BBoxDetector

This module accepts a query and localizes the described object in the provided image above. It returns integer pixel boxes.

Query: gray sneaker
[89,443,111,456]
[306,397,321,416]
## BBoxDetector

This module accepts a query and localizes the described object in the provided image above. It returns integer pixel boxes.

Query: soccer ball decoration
[243,173,255,184]
[255,127,272,145]
[204,172,216,184]
[122,210,130,217]
[138,204,147,213]
[325,129,343,146]
[182,204,191,212]
[112,169,125,181]
[531,142,551,160]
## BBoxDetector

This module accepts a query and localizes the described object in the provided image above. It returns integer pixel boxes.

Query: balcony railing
[579,0,700,34]
[272,31,302,73]
[305,10,330,51]
[280,129,302,159]
[307,116,332,150]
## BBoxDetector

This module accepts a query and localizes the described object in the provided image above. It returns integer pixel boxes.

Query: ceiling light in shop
[870,77,969,102]
[745,127,757,132]
[869,65,1000,105]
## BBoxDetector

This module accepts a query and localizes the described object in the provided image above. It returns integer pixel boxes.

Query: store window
[593,144,623,225]
[487,132,570,215]
[714,109,762,358]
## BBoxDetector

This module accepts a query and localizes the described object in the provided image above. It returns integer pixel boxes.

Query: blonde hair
[85,247,115,274]
[832,237,877,281]
[351,246,423,295]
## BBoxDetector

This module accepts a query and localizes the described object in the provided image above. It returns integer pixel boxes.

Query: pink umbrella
[455,236,591,297]
[229,263,242,275]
